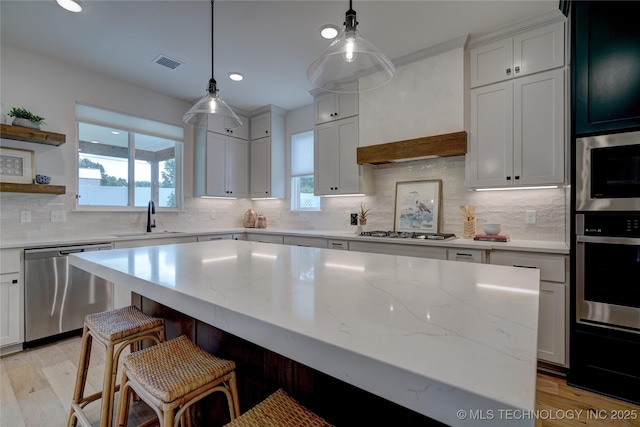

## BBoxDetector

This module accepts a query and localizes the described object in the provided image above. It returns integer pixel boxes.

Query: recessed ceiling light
[90,140,99,144]
[228,72,244,82]
[111,131,120,135]
[56,0,83,13]
[320,25,339,39]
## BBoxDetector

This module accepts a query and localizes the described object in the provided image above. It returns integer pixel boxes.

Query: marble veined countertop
[70,240,540,426]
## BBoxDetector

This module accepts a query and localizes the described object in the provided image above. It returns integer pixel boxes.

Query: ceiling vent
[152,55,183,70]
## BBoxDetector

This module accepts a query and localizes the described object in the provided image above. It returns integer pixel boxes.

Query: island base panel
[136,294,445,427]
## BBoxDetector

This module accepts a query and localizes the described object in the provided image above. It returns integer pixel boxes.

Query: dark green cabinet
[574,1,640,135]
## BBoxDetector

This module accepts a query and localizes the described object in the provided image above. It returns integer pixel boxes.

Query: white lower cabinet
[245,233,284,244]
[490,250,568,366]
[447,248,486,263]
[197,234,243,242]
[112,236,197,308]
[327,240,349,251]
[0,249,22,352]
[348,241,447,260]
[283,236,327,248]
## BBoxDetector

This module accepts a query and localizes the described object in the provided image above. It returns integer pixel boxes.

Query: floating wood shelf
[0,124,66,146]
[357,131,467,165]
[0,182,66,195]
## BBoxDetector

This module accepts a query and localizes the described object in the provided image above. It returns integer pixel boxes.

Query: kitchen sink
[110,231,185,237]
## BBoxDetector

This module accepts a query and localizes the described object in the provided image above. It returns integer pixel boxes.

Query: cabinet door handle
[515,175,520,180]
[506,176,511,180]
[506,68,512,74]
[334,112,339,117]
[515,66,520,73]
[330,113,334,117]
[265,130,269,134]
[456,253,473,257]
[265,191,269,194]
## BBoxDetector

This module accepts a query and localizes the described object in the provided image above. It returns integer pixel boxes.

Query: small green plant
[8,107,46,125]
[359,202,370,219]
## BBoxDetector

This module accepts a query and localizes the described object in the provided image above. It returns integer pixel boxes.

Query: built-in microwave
[576,129,640,211]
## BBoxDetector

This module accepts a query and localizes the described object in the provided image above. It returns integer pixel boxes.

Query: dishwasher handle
[25,243,112,260]
[59,249,86,256]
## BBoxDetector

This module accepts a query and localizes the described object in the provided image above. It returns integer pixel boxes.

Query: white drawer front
[490,251,565,283]
[283,236,327,248]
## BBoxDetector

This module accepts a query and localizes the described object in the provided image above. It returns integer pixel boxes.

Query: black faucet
[146,200,156,233]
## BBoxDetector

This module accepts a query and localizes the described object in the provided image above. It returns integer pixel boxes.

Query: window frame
[290,130,320,212]
[75,105,184,212]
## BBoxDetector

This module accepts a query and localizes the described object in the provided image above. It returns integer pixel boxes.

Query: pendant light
[183,0,242,129]
[307,0,395,93]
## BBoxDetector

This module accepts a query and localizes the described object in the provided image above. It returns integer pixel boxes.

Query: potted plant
[8,107,46,130]
[358,202,370,225]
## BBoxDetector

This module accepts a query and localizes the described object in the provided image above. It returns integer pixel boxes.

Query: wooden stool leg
[100,341,116,427]
[228,373,240,419]
[115,370,131,427]
[67,326,92,427]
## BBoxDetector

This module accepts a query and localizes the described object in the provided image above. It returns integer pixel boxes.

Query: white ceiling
[1,0,560,113]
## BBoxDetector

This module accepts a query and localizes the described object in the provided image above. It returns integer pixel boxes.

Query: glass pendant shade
[183,80,242,129]
[307,5,395,93]
[183,1,241,129]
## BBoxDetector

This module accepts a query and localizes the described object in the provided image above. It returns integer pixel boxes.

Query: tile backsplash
[0,156,567,243]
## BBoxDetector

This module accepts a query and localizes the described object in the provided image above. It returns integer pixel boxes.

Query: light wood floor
[1,336,639,427]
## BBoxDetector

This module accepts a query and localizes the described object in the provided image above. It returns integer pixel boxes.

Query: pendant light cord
[208,0,217,94]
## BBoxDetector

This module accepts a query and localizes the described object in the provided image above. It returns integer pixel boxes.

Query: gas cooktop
[360,231,457,240]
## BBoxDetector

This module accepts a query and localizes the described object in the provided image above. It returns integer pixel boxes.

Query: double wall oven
[575,130,640,333]
[570,129,640,404]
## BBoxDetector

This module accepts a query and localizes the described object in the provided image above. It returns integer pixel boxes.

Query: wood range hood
[356,131,467,165]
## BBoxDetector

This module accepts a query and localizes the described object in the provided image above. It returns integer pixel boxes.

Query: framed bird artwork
[393,179,442,232]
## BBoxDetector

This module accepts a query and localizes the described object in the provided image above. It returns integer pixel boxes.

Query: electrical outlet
[51,210,66,223]
[20,211,31,223]
[350,213,358,226]
[210,211,216,220]
[526,210,536,224]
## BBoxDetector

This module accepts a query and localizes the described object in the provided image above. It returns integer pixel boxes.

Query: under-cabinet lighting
[251,197,277,200]
[475,186,559,192]
[200,196,237,200]
[477,283,539,295]
[321,194,365,198]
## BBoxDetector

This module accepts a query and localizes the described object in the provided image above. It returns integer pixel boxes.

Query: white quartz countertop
[1,226,569,254]
[70,240,540,426]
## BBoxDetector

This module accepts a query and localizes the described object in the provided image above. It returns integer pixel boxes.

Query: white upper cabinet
[314,116,371,195]
[249,106,286,199]
[207,113,249,140]
[314,92,359,125]
[469,21,564,88]
[250,112,271,140]
[195,131,248,198]
[468,68,565,188]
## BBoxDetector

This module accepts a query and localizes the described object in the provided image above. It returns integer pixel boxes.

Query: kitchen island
[69,240,540,426]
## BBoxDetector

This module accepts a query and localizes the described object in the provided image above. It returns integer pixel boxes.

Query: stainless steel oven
[576,129,640,211]
[576,213,640,333]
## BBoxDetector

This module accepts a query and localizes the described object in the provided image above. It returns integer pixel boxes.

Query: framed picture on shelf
[0,147,35,184]
[393,179,442,232]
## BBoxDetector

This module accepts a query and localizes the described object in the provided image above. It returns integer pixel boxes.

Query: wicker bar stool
[224,388,333,427]
[115,335,240,427]
[67,305,166,427]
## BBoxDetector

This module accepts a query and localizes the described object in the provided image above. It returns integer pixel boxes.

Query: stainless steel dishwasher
[24,243,113,344]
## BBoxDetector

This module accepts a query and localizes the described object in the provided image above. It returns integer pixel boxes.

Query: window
[291,131,320,211]
[76,104,183,209]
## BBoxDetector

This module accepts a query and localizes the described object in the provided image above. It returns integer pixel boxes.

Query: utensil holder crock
[463,218,477,239]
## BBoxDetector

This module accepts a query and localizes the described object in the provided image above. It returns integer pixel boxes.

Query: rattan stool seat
[67,305,165,427]
[123,335,236,402]
[224,389,332,427]
[85,305,164,342]
[116,335,240,427]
